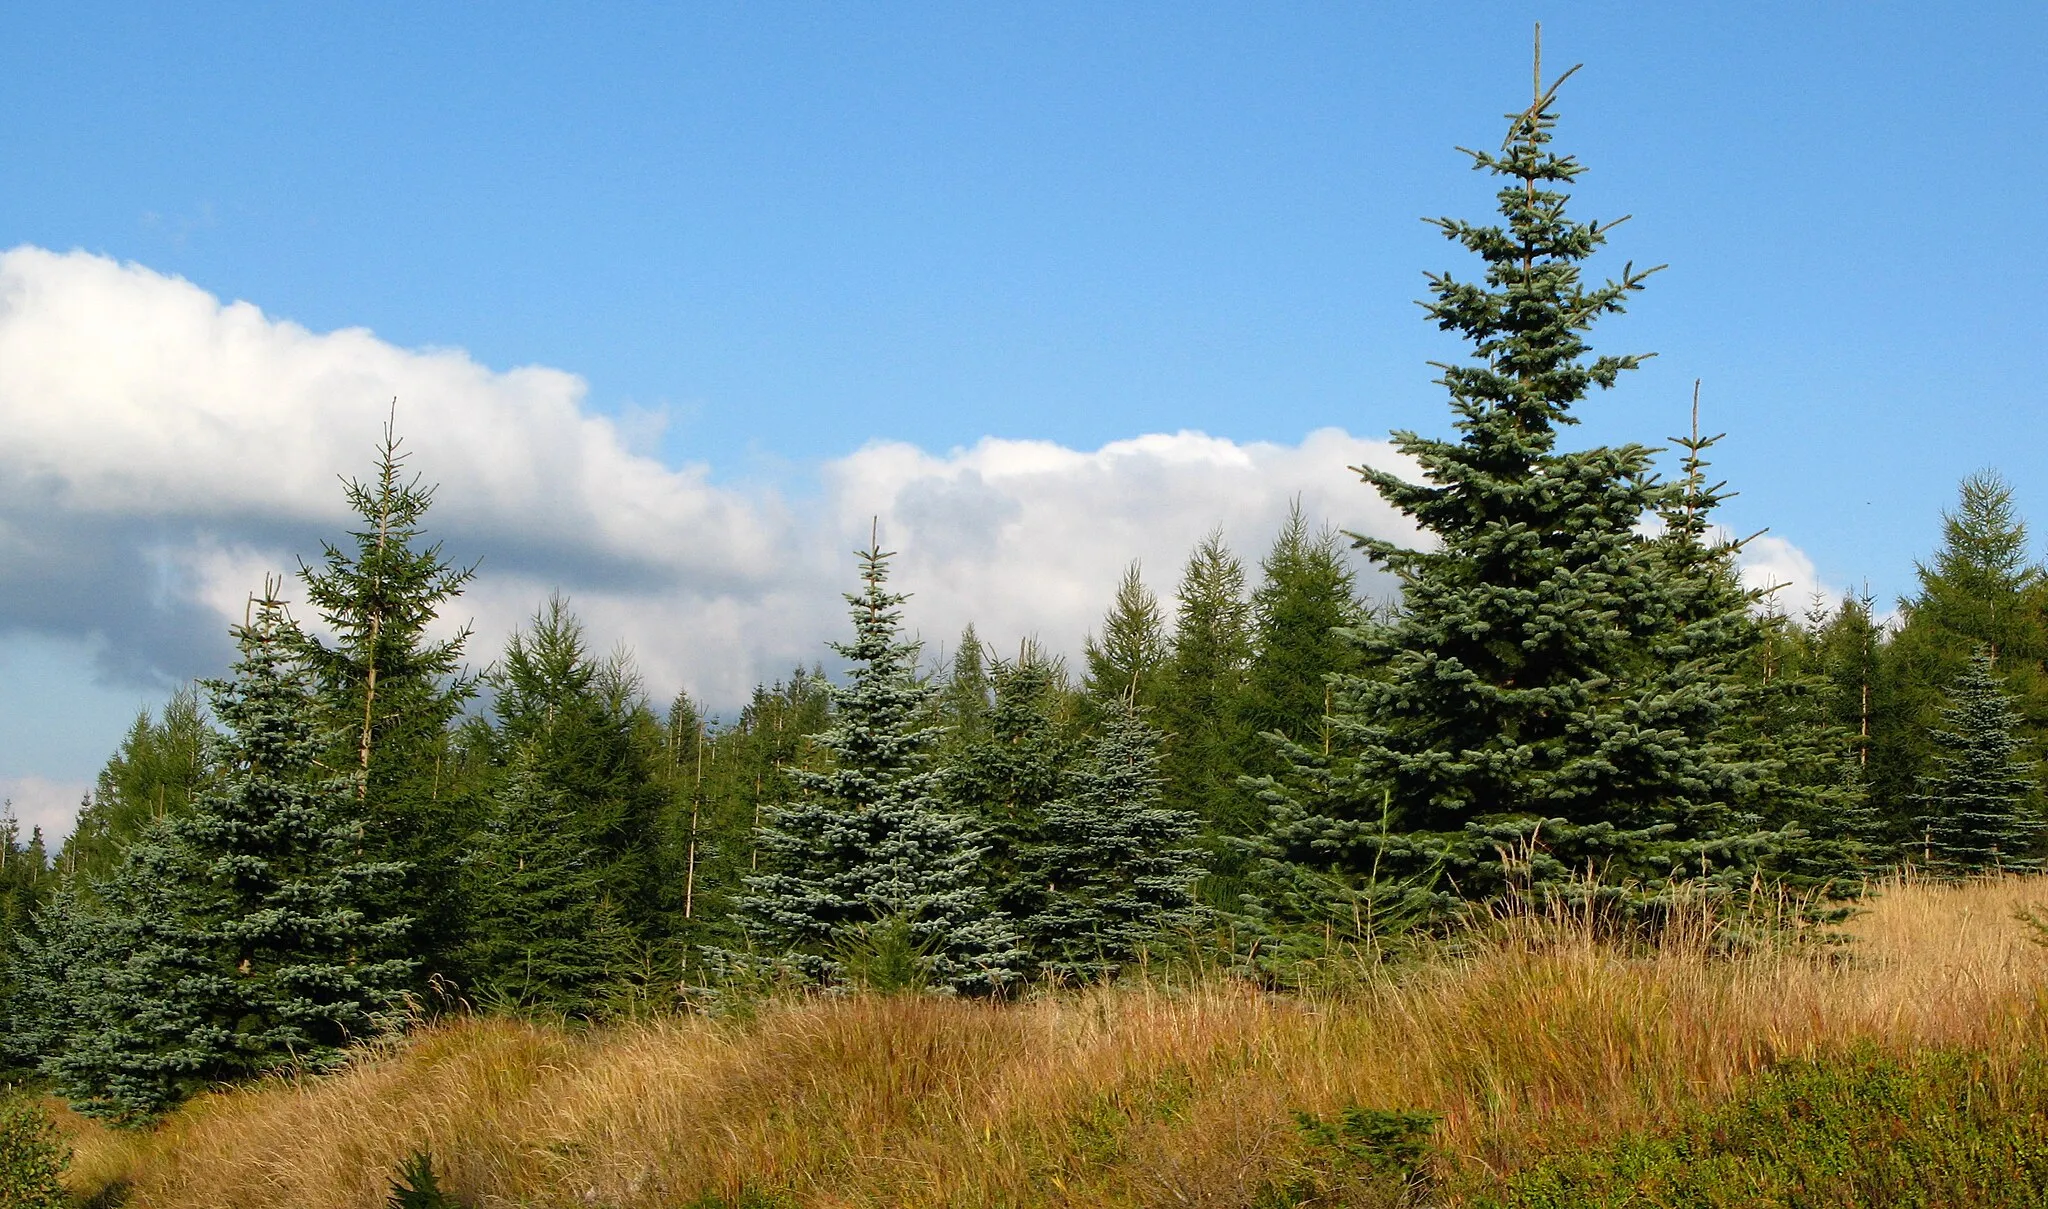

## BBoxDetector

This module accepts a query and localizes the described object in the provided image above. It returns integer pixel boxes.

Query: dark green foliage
[668,671,831,963]
[1467,1047,2048,1208]
[1034,704,1204,980]
[1655,414,1866,892]
[386,1150,462,1209]
[458,755,640,1014]
[945,654,1079,962]
[295,421,478,978]
[733,543,1022,994]
[1240,505,1364,758]
[933,625,994,757]
[1157,533,1259,900]
[1258,1104,1440,1207]
[1278,67,1765,911]
[1909,649,2043,873]
[62,688,211,883]
[1738,612,1880,890]
[0,811,57,1066]
[1082,562,1169,714]
[0,1094,69,1209]
[482,596,672,944]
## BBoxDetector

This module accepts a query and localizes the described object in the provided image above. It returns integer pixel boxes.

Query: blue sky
[1,4,2044,835]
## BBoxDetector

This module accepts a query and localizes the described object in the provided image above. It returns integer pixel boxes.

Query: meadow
[45,873,2048,1208]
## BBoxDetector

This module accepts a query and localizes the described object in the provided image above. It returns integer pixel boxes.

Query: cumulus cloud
[0,247,1414,723]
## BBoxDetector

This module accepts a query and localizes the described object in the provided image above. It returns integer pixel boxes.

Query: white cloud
[1737,533,1841,618]
[0,246,1413,733]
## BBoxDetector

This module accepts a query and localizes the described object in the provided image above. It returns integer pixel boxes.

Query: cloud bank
[0,246,1830,840]
[0,248,1413,718]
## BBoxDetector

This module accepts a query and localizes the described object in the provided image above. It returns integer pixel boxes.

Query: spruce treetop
[824,539,941,780]
[296,412,477,786]
[1358,55,1661,552]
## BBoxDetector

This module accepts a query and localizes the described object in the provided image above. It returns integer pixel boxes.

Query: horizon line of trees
[4,68,2045,1125]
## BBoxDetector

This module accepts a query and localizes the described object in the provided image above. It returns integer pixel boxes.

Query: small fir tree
[295,418,477,975]
[1082,562,1170,714]
[1910,649,2043,874]
[1240,504,1364,757]
[733,541,1022,993]
[1035,704,1204,981]
[458,753,639,1014]
[1158,532,1257,839]
[16,830,229,1121]
[944,653,1079,962]
[934,624,995,756]
[483,596,672,947]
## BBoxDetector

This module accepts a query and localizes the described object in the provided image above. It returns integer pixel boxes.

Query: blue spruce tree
[21,587,414,1120]
[1266,53,1767,916]
[1035,704,1204,981]
[733,541,1021,994]
[1911,649,2043,874]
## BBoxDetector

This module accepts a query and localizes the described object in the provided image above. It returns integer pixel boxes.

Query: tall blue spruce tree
[1269,52,1763,911]
[732,541,1022,994]
[20,587,413,1120]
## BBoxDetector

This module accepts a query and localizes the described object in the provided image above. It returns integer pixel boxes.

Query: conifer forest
[7,53,2048,1209]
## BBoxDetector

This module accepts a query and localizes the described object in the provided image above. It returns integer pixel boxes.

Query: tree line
[2,70,2042,1124]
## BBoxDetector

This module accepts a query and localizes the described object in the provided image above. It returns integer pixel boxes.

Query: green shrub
[1469,1046,2048,1207]
[1257,1103,1440,1207]
[0,1094,70,1209]
[387,1150,462,1209]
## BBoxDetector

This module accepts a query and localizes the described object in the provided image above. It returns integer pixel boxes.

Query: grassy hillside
[50,875,2048,1208]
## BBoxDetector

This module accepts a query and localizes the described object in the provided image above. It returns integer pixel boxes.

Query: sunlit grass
[54,873,2048,1208]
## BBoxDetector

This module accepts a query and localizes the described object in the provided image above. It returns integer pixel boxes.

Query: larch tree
[1240,503,1364,760]
[61,688,211,884]
[1082,562,1170,715]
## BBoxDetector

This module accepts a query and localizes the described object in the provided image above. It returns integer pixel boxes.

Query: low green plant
[1467,1046,2048,1207]
[1256,1103,1440,1207]
[832,914,936,994]
[0,1093,70,1209]
[387,1150,462,1209]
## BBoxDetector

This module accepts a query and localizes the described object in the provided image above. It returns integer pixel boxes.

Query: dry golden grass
[57,874,2048,1208]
